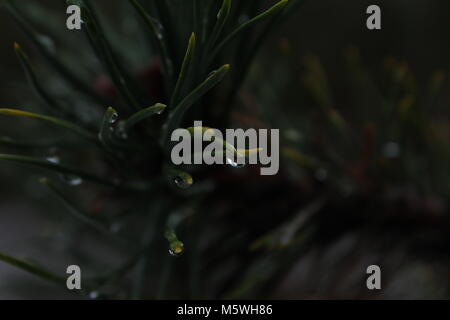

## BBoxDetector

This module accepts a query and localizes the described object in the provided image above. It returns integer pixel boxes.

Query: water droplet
[109,111,119,125]
[226,157,245,168]
[61,175,83,186]
[152,18,164,40]
[46,156,60,164]
[45,148,60,164]
[169,241,184,257]
[89,291,99,299]
[174,176,192,189]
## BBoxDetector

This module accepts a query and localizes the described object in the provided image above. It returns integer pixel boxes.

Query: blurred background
[0,0,449,299]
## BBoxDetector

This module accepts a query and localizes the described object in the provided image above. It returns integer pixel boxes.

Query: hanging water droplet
[61,174,83,186]
[152,18,164,40]
[174,176,192,189]
[46,156,60,164]
[226,157,246,168]
[45,147,60,164]
[169,169,193,190]
[89,291,99,299]
[165,227,184,257]
[169,241,184,257]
